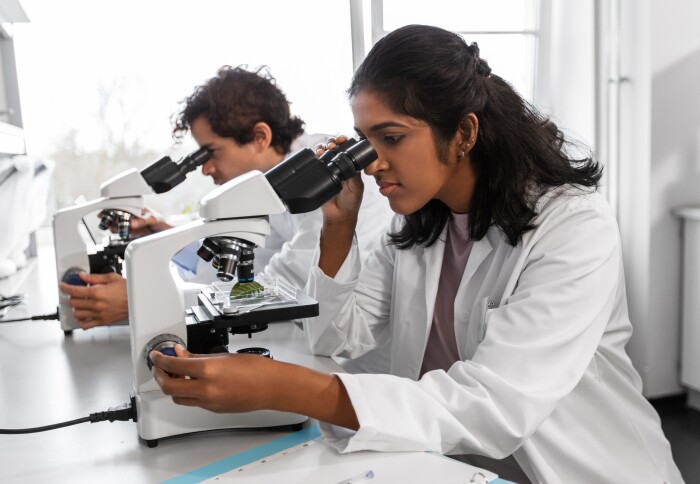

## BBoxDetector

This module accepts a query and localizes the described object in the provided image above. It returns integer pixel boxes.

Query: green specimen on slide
[230,280,265,297]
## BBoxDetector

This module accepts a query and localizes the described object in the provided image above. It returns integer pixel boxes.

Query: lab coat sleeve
[323,194,624,457]
[303,217,399,358]
[259,211,323,290]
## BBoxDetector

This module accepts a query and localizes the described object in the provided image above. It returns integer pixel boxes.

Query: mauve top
[420,212,473,376]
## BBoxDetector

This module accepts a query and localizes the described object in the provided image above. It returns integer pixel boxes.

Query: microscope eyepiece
[141,147,212,194]
[177,147,211,173]
[265,138,377,214]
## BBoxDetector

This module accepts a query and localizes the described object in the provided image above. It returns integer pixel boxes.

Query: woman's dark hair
[172,65,305,154]
[349,25,602,248]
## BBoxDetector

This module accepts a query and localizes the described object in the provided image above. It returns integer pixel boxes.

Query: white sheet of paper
[201,437,498,484]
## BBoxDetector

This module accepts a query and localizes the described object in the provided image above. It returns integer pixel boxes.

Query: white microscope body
[53,169,151,332]
[127,171,310,445]
[126,138,377,446]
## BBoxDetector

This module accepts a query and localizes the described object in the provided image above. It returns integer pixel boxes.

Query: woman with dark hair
[150,25,683,483]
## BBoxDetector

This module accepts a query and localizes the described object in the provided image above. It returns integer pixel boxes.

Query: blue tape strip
[165,425,516,484]
[163,424,322,484]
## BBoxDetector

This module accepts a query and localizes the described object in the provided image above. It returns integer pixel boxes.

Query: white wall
[616,0,656,395]
[615,0,700,397]
[540,0,699,397]
[645,0,700,396]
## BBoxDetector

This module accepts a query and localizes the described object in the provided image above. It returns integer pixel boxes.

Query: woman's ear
[461,113,479,153]
[251,122,273,152]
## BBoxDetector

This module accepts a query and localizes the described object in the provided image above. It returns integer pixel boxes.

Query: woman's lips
[378,181,399,196]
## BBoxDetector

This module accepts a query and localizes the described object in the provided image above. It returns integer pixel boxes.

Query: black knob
[144,333,186,370]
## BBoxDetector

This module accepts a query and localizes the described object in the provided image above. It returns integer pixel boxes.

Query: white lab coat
[303,187,683,484]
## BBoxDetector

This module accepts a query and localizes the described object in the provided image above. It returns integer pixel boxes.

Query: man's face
[191,116,260,185]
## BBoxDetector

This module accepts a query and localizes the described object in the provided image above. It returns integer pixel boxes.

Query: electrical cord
[0,308,59,324]
[0,399,137,434]
[0,293,26,318]
[0,293,25,307]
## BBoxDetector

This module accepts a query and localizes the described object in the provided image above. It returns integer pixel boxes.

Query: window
[351,0,540,101]
[12,0,359,215]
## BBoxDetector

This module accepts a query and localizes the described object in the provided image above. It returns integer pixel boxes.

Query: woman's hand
[150,344,360,430]
[150,345,273,413]
[316,136,365,278]
[316,135,365,226]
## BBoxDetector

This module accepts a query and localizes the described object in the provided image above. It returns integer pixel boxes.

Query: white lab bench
[0,228,342,482]
[0,227,506,484]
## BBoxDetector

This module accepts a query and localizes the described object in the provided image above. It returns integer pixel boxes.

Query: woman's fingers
[150,347,204,377]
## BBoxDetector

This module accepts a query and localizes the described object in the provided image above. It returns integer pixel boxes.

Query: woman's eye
[384,135,403,145]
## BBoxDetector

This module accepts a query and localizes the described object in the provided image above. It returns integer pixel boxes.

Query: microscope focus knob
[144,333,186,370]
[62,267,86,286]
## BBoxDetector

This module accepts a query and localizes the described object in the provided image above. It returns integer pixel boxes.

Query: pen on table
[336,469,374,484]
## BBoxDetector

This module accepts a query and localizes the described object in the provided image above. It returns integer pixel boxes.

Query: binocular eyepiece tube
[141,147,212,194]
[265,138,377,214]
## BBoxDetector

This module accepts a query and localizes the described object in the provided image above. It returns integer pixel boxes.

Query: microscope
[53,148,210,334]
[126,139,376,447]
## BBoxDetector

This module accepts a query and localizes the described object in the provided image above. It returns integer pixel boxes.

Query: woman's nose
[364,157,387,176]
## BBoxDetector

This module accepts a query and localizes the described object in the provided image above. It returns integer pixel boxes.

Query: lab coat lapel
[454,232,494,360]
[462,234,494,285]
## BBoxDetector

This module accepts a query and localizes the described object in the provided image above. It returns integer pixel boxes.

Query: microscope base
[135,390,308,445]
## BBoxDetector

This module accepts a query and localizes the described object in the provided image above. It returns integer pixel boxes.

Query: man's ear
[251,122,273,152]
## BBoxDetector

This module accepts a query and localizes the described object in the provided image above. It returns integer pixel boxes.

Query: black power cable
[0,400,137,434]
[0,309,59,324]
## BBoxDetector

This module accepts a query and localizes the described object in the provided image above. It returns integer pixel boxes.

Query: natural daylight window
[11,0,358,216]
[370,0,539,102]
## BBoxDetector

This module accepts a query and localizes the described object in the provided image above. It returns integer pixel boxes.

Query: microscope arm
[99,168,154,198]
[128,170,286,394]
[127,217,271,393]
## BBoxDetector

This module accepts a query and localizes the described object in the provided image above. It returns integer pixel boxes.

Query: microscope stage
[187,287,318,330]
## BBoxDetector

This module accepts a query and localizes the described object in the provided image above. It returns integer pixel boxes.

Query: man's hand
[128,209,173,237]
[99,208,173,238]
[59,273,128,329]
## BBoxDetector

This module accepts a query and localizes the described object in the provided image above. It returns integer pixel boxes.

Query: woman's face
[351,90,474,215]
